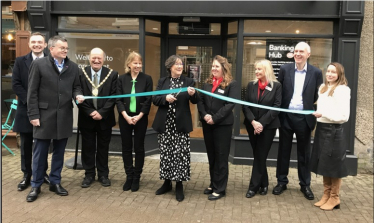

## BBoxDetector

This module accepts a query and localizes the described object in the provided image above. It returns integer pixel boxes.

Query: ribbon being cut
[81,87,314,115]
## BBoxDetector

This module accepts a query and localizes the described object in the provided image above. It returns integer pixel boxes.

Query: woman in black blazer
[197,55,240,201]
[116,52,153,192]
[152,55,197,202]
[242,59,282,198]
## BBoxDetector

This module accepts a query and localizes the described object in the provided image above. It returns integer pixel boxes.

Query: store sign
[187,64,201,82]
[266,40,304,77]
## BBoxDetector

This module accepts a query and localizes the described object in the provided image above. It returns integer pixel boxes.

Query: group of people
[12,33,350,211]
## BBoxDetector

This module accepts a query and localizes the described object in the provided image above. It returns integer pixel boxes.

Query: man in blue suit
[12,32,50,191]
[273,42,323,200]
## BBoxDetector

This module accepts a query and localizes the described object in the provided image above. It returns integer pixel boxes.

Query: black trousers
[202,122,232,194]
[276,113,312,187]
[20,132,48,178]
[245,125,276,192]
[81,124,112,178]
[119,113,148,179]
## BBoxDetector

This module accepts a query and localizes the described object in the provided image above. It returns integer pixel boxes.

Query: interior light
[256,42,262,45]
[248,41,257,45]
[152,28,159,31]
[296,30,300,34]
[265,30,271,33]
[7,34,13,41]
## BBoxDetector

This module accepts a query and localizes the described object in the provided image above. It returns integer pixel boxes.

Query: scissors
[175,88,182,97]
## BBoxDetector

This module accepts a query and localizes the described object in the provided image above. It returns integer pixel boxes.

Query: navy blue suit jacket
[278,62,323,130]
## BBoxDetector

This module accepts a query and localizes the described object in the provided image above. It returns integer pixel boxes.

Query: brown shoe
[314,176,331,207]
[320,178,342,211]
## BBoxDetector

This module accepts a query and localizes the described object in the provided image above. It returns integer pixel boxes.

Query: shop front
[26,1,364,175]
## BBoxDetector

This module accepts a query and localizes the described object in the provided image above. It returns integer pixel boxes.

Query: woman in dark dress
[152,55,197,202]
[242,59,282,198]
[117,52,153,192]
[311,62,351,211]
[197,55,240,200]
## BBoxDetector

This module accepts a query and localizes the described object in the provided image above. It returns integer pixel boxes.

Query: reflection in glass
[244,20,333,35]
[145,20,161,34]
[58,17,139,31]
[228,21,238,35]
[145,36,161,128]
[240,37,332,134]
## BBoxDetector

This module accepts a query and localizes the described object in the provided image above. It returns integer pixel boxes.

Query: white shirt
[32,53,44,61]
[288,63,307,110]
[316,84,351,124]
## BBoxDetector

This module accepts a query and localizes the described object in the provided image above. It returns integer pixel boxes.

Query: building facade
[7,1,367,175]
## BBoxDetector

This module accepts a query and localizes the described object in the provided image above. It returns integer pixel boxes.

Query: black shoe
[26,187,41,202]
[43,175,50,185]
[18,177,31,191]
[49,184,68,196]
[272,184,287,195]
[203,188,213,195]
[81,176,94,188]
[245,189,256,198]
[176,182,184,202]
[155,180,172,195]
[123,178,133,191]
[131,178,140,192]
[259,187,268,195]
[98,176,111,187]
[208,192,225,201]
[300,186,315,200]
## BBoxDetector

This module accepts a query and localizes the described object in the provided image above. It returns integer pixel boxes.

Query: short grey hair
[48,35,67,49]
[165,55,183,76]
[295,41,311,54]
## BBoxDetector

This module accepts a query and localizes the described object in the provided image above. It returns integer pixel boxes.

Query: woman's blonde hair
[320,62,348,96]
[124,51,142,74]
[252,59,278,87]
[205,55,233,89]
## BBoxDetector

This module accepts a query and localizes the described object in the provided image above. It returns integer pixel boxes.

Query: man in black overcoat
[26,35,84,202]
[78,48,118,188]
[12,32,50,191]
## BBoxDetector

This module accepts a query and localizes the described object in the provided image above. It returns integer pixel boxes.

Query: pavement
[1,147,373,223]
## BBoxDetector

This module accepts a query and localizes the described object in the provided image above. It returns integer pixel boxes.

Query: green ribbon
[82,87,314,115]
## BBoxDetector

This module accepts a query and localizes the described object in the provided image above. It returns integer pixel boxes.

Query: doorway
[168,38,221,138]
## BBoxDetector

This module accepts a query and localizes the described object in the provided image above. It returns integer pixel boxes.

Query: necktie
[93,73,98,109]
[130,79,137,113]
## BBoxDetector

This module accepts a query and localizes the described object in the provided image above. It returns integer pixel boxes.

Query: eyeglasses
[174,63,183,66]
[53,46,69,51]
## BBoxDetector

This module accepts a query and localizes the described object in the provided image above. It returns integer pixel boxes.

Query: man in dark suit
[12,32,50,191]
[78,48,118,188]
[26,35,84,202]
[273,42,323,200]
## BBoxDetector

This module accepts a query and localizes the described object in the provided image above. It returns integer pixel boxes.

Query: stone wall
[356,1,373,174]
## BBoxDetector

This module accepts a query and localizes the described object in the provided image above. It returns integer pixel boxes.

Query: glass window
[145,19,161,34]
[58,17,139,31]
[228,21,238,35]
[244,20,333,35]
[145,36,161,128]
[240,37,333,135]
[168,23,221,35]
[227,38,237,79]
[60,32,139,129]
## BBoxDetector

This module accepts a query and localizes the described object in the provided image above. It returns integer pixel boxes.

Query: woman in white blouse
[310,62,351,211]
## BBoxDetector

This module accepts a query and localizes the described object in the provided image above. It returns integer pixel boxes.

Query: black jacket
[12,52,34,133]
[116,72,153,116]
[197,80,240,126]
[152,75,197,133]
[78,66,118,130]
[242,81,282,129]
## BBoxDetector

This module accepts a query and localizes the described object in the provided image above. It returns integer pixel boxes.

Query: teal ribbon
[195,88,314,115]
[82,87,314,115]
